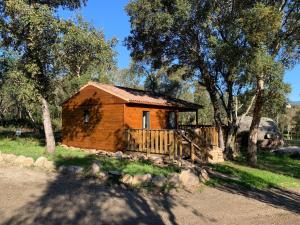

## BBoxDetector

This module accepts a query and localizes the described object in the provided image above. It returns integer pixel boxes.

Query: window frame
[167,111,176,129]
[83,110,90,123]
[142,111,150,129]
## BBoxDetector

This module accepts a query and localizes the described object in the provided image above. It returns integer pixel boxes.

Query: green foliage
[0,0,115,134]
[60,15,117,78]
[294,110,300,133]
[113,61,145,89]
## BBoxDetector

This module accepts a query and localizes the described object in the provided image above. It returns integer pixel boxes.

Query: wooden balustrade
[126,129,180,156]
[126,127,219,160]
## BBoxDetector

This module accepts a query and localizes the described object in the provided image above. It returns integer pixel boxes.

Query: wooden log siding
[126,127,219,158]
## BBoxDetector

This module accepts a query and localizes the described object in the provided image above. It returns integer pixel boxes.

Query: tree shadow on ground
[2,172,211,225]
[213,183,300,214]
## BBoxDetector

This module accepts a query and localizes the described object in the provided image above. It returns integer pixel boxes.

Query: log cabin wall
[124,104,178,129]
[62,85,126,151]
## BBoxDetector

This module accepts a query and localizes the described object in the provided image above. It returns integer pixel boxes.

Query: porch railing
[126,127,219,160]
[126,129,181,157]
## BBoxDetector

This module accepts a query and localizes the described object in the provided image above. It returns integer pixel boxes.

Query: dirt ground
[0,162,299,225]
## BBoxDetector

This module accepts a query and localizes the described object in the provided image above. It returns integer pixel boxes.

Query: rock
[121,154,132,160]
[238,116,281,141]
[58,165,67,173]
[180,160,196,169]
[34,157,56,171]
[148,155,163,164]
[168,173,181,187]
[67,166,84,175]
[14,155,34,167]
[115,151,123,159]
[109,170,122,176]
[2,154,17,163]
[272,146,300,157]
[179,169,200,189]
[137,154,148,161]
[121,174,133,185]
[98,172,109,181]
[152,175,167,188]
[199,169,209,182]
[43,160,56,171]
[90,162,101,175]
[34,156,48,168]
[131,174,152,186]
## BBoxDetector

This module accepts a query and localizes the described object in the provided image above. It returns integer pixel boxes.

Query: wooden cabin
[61,81,202,152]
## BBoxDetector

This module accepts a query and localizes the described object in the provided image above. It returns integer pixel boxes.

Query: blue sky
[59,0,300,102]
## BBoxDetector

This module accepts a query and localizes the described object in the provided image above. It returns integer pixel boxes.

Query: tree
[240,2,300,165]
[125,0,241,150]
[125,0,298,165]
[0,0,115,153]
[60,16,116,78]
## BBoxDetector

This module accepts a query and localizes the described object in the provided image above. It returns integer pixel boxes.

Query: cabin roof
[63,81,202,110]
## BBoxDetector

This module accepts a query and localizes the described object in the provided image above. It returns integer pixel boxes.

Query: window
[142,111,150,129]
[168,111,176,129]
[83,110,89,123]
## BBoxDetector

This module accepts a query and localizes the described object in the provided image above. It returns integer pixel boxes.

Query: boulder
[272,146,300,157]
[179,169,200,189]
[58,165,68,173]
[121,174,133,185]
[90,162,101,175]
[109,170,122,176]
[152,175,167,188]
[199,169,210,182]
[34,156,48,168]
[98,172,109,181]
[114,151,123,159]
[137,154,148,161]
[43,160,56,171]
[148,155,163,164]
[131,174,152,186]
[2,154,17,163]
[66,166,84,175]
[168,173,181,187]
[14,155,34,167]
[34,157,56,171]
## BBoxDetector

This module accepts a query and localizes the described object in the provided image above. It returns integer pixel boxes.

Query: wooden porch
[126,127,219,162]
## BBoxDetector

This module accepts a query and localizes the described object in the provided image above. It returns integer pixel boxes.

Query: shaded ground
[0,162,299,225]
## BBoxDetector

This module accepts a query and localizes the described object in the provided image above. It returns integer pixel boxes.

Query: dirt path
[0,162,299,225]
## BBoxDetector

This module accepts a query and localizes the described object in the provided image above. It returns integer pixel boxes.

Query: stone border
[0,152,56,171]
[0,151,210,191]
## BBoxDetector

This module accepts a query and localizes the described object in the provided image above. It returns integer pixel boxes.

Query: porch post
[195,109,198,126]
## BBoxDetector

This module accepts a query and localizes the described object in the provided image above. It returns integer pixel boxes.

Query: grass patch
[207,151,300,190]
[0,134,179,177]
[0,136,88,160]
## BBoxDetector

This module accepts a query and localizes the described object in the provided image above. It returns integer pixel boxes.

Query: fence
[126,127,219,160]
[126,129,181,156]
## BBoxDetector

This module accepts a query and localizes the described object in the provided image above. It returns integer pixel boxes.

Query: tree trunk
[41,97,56,154]
[224,81,237,159]
[205,82,225,150]
[225,123,238,159]
[247,79,264,166]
